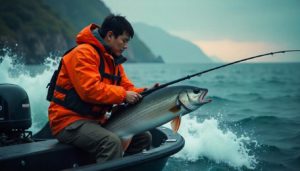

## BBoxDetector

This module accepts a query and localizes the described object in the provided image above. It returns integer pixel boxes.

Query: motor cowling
[0,84,31,132]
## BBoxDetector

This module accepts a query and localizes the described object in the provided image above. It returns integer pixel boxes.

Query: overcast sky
[102,0,300,62]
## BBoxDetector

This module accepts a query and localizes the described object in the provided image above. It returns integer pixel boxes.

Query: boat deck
[0,127,184,171]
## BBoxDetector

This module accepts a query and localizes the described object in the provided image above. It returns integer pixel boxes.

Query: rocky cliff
[0,0,74,64]
[0,0,162,64]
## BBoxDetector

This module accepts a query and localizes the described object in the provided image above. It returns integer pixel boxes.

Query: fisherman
[48,14,154,163]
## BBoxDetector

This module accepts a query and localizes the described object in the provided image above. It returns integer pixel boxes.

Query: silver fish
[104,85,211,140]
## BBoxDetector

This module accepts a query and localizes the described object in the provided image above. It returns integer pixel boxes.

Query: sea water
[1,54,299,171]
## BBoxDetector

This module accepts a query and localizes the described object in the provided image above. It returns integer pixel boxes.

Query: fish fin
[169,97,182,113]
[171,116,181,132]
[121,136,133,152]
[169,105,181,113]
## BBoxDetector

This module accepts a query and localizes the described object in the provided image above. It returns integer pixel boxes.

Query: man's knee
[105,133,122,150]
[95,133,123,162]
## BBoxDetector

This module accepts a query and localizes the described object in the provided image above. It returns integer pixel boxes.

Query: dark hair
[99,14,134,38]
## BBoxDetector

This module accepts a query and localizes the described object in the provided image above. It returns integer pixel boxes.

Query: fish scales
[104,86,210,138]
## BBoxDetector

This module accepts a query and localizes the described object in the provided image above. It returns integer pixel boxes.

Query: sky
[102,0,300,62]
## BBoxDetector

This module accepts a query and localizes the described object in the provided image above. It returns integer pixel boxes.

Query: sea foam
[0,54,58,132]
[166,116,257,169]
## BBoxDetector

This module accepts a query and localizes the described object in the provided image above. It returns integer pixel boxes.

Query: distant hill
[43,0,162,63]
[43,0,110,40]
[133,23,213,63]
[0,0,74,64]
[0,0,162,64]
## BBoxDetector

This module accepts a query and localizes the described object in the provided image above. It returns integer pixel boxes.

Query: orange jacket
[48,24,144,135]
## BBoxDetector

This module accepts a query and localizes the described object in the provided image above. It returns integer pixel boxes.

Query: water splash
[167,116,258,169]
[0,53,58,132]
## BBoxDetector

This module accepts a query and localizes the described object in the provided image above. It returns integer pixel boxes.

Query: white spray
[0,53,58,132]
[165,115,258,169]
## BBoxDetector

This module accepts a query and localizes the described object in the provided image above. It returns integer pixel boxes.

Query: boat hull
[0,127,184,171]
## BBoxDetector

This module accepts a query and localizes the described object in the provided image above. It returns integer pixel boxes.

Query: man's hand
[125,91,142,104]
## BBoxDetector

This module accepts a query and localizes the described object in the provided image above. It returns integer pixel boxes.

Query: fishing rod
[141,50,300,96]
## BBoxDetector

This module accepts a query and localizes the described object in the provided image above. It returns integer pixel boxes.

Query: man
[48,15,152,163]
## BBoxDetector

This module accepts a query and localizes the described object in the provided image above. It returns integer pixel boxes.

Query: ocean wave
[254,159,290,171]
[258,144,282,154]
[236,116,280,125]
[168,117,258,169]
[208,96,236,103]
[287,155,300,170]
[236,108,256,113]
[278,133,300,146]
[227,92,300,104]
[233,116,300,138]
[228,92,262,99]
[0,55,56,132]
[248,94,300,103]
[258,78,286,85]
[252,144,299,171]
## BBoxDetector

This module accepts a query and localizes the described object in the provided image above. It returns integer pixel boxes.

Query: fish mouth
[199,90,212,104]
[178,88,211,112]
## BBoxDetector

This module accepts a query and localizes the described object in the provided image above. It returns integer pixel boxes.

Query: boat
[0,83,185,171]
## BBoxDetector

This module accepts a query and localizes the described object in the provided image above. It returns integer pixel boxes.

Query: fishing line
[141,50,300,96]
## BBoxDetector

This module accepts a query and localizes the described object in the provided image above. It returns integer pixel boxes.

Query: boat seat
[0,127,185,171]
[0,139,94,171]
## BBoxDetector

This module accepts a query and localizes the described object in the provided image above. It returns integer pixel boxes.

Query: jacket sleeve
[118,65,146,93]
[65,45,126,104]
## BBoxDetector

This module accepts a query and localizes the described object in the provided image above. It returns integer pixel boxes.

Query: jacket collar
[92,29,127,65]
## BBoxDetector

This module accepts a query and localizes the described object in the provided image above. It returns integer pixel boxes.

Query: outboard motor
[0,83,32,146]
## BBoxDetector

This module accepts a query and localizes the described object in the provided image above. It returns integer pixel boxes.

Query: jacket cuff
[135,87,147,93]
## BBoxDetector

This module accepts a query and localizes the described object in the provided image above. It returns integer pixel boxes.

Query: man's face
[108,31,130,56]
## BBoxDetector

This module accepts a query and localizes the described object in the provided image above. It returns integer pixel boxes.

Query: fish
[104,85,211,150]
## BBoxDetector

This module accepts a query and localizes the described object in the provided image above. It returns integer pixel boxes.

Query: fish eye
[193,89,200,94]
